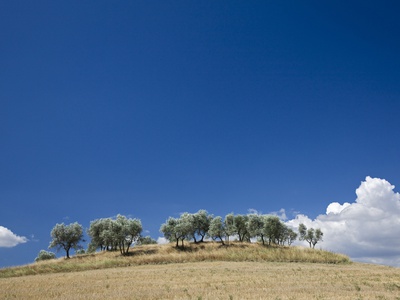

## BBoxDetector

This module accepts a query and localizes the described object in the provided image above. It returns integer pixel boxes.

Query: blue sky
[1,1,400,267]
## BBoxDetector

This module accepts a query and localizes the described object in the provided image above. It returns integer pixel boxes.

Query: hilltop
[0,242,348,278]
[2,243,400,299]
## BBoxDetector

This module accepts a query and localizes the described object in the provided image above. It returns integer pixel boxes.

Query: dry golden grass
[3,242,397,299]
[0,242,349,278]
[1,261,400,299]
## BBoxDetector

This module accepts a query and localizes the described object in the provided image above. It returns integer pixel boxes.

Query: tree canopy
[299,223,323,248]
[159,211,301,248]
[87,215,142,255]
[49,222,84,259]
[35,250,56,262]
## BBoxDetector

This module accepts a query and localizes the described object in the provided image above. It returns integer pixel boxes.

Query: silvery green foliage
[88,215,142,255]
[179,212,196,242]
[233,214,250,242]
[247,214,296,246]
[137,236,157,245]
[49,222,84,259]
[313,228,323,248]
[224,213,252,242]
[283,227,298,246]
[192,210,213,243]
[115,214,143,255]
[160,210,213,247]
[35,250,56,262]
[224,213,235,243]
[264,216,285,245]
[247,214,267,245]
[208,216,226,245]
[160,216,191,247]
[160,217,180,246]
[298,223,323,248]
[87,218,110,251]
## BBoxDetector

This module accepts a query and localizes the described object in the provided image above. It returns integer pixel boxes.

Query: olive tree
[87,215,142,255]
[160,217,179,247]
[208,216,226,245]
[233,214,250,242]
[247,214,295,246]
[224,213,236,243]
[100,221,118,251]
[160,211,209,247]
[312,228,323,248]
[87,218,109,251]
[191,210,213,243]
[88,218,116,251]
[298,223,323,248]
[247,214,267,245]
[160,216,191,247]
[221,213,250,242]
[165,211,212,244]
[49,222,84,259]
[115,214,142,255]
[282,227,297,246]
[262,216,285,245]
[35,250,56,262]
[179,212,196,243]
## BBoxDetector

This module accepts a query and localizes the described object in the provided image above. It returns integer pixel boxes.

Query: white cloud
[270,208,287,220]
[157,237,169,244]
[286,176,400,266]
[0,226,28,247]
[326,202,350,214]
[248,208,261,215]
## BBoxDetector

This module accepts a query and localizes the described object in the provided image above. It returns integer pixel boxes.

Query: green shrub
[35,250,56,262]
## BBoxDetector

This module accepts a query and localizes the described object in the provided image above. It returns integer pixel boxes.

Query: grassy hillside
[0,242,348,278]
[2,243,400,299]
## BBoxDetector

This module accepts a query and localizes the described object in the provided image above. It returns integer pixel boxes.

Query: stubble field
[2,261,400,299]
[1,243,399,299]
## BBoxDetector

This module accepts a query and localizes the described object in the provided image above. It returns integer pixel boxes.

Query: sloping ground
[0,242,349,278]
[1,261,400,299]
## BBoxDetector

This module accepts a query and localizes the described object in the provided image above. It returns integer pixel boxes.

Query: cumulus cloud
[157,237,169,244]
[286,176,400,266]
[326,202,351,214]
[0,226,28,247]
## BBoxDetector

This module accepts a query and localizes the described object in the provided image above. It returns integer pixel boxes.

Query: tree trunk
[126,242,131,254]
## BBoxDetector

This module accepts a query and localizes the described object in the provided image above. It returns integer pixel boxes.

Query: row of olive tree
[160,210,303,247]
[44,212,323,261]
[208,213,298,246]
[44,215,144,260]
